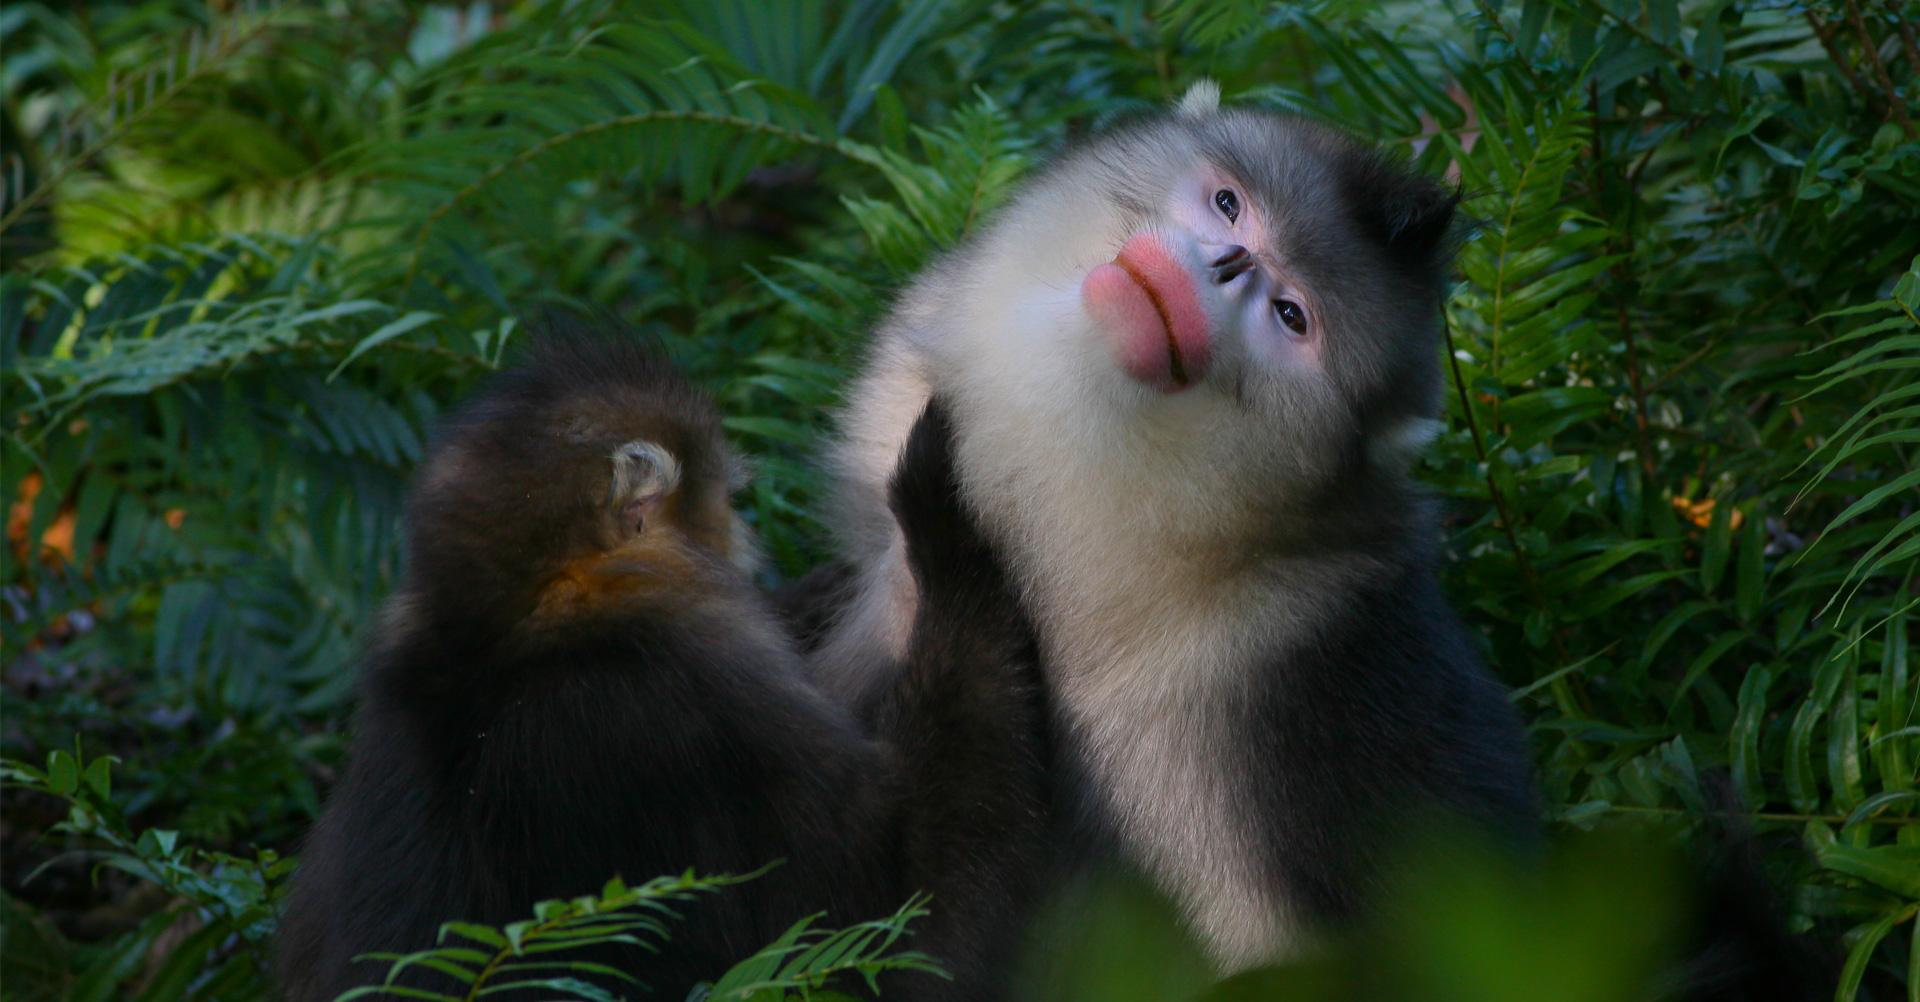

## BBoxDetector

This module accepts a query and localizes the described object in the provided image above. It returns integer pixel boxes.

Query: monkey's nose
[1210,246,1253,283]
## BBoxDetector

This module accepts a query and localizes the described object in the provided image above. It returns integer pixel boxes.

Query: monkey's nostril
[1211,246,1253,284]
[1210,246,1249,268]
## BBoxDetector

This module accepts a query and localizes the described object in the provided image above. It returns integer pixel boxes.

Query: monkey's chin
[1080,233,1212,393]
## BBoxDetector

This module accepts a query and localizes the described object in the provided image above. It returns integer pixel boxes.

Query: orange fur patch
[530,535,711,625]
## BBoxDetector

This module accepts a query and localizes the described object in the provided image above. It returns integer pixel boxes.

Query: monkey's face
[1080,159,1322,395]
[926,108,1454,538]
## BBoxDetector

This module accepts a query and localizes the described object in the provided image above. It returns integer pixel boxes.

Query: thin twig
[1615,293,1659,478]
[1645,332,1731,394]
[1806,9,1886,119]
[1443,324,1535,591]
[1598,105,1661,478]
[1572,0,1705,77]
[1890,2,1920,79]
[1443,318,1581,714]
[1844,0,1918,138]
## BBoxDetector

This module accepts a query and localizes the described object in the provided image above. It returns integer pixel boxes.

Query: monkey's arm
[867,401,1053,1001]
[769,559,859,655]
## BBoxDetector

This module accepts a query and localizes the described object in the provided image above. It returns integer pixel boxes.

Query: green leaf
[46,751,78,796]
[1701,496,1735,596]
[1638,600,1717,673]
[1509,649,1608,704]
[1876,608,1914,794]
[1844,791,1920,831]
[130,920,228,1002]
[1815,837,1920,898]
[1834,906,1915,1002]
[1730,665,1774,809]
[328,311,441,382]
[1498,387,1612,447]
[1830,649,1866,813]
[441,922,509,948]
[724,416,818,449]
[1787,642,1852,813]
[1671,630,1751,708]
[1734,509,1767,622]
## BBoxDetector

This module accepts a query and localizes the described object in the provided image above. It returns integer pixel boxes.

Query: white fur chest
[1032,558,1346,974]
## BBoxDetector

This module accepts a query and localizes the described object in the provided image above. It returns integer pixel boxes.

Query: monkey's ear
[1344,152,1462,273]
[609,440,681,537]
[1176,79,1221,119]
[1384,180,1461,263]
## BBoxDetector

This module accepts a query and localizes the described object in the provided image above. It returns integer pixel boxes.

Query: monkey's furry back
[275,329,896,999]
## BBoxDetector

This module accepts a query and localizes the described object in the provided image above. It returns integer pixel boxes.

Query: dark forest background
[2,1,1916,999]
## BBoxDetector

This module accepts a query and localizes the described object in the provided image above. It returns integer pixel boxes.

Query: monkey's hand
[880,400,1051,1002]
[888,400,1011,614]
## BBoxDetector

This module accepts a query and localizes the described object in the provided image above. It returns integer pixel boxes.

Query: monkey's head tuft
[401,324,751,634]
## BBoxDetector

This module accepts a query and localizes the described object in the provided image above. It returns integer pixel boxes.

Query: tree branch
[1845,0,1918,138]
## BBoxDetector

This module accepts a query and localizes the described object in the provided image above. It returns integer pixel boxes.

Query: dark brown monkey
[275,326,1048,1002]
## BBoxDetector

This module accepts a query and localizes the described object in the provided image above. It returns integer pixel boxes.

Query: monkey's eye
[1213,188,1240,223]
[1274,299,1307,334]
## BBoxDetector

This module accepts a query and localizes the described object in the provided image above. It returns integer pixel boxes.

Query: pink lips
[1081,231,1212,392]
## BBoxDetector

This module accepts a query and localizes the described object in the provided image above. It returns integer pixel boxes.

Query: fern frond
[0,1,310,237]
[839,96,1029,275]
[5,238,469,425]
[1157,0,1269,47]
[360,18,864,281]
[699,894,943,1000]
[0,749,295,943]
[1439,89,1610,494]
[338,872,760,1002]
[51,170,378,264]
[1446,92,1613,406]
[1795,255,1920,616]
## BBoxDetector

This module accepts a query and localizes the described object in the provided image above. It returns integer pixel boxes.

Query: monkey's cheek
[1081,262,1211,394]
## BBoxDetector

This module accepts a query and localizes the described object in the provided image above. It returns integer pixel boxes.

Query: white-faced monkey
[805,83,1539,972]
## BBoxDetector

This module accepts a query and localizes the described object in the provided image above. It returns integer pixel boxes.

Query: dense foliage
[2,0,1916,999]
